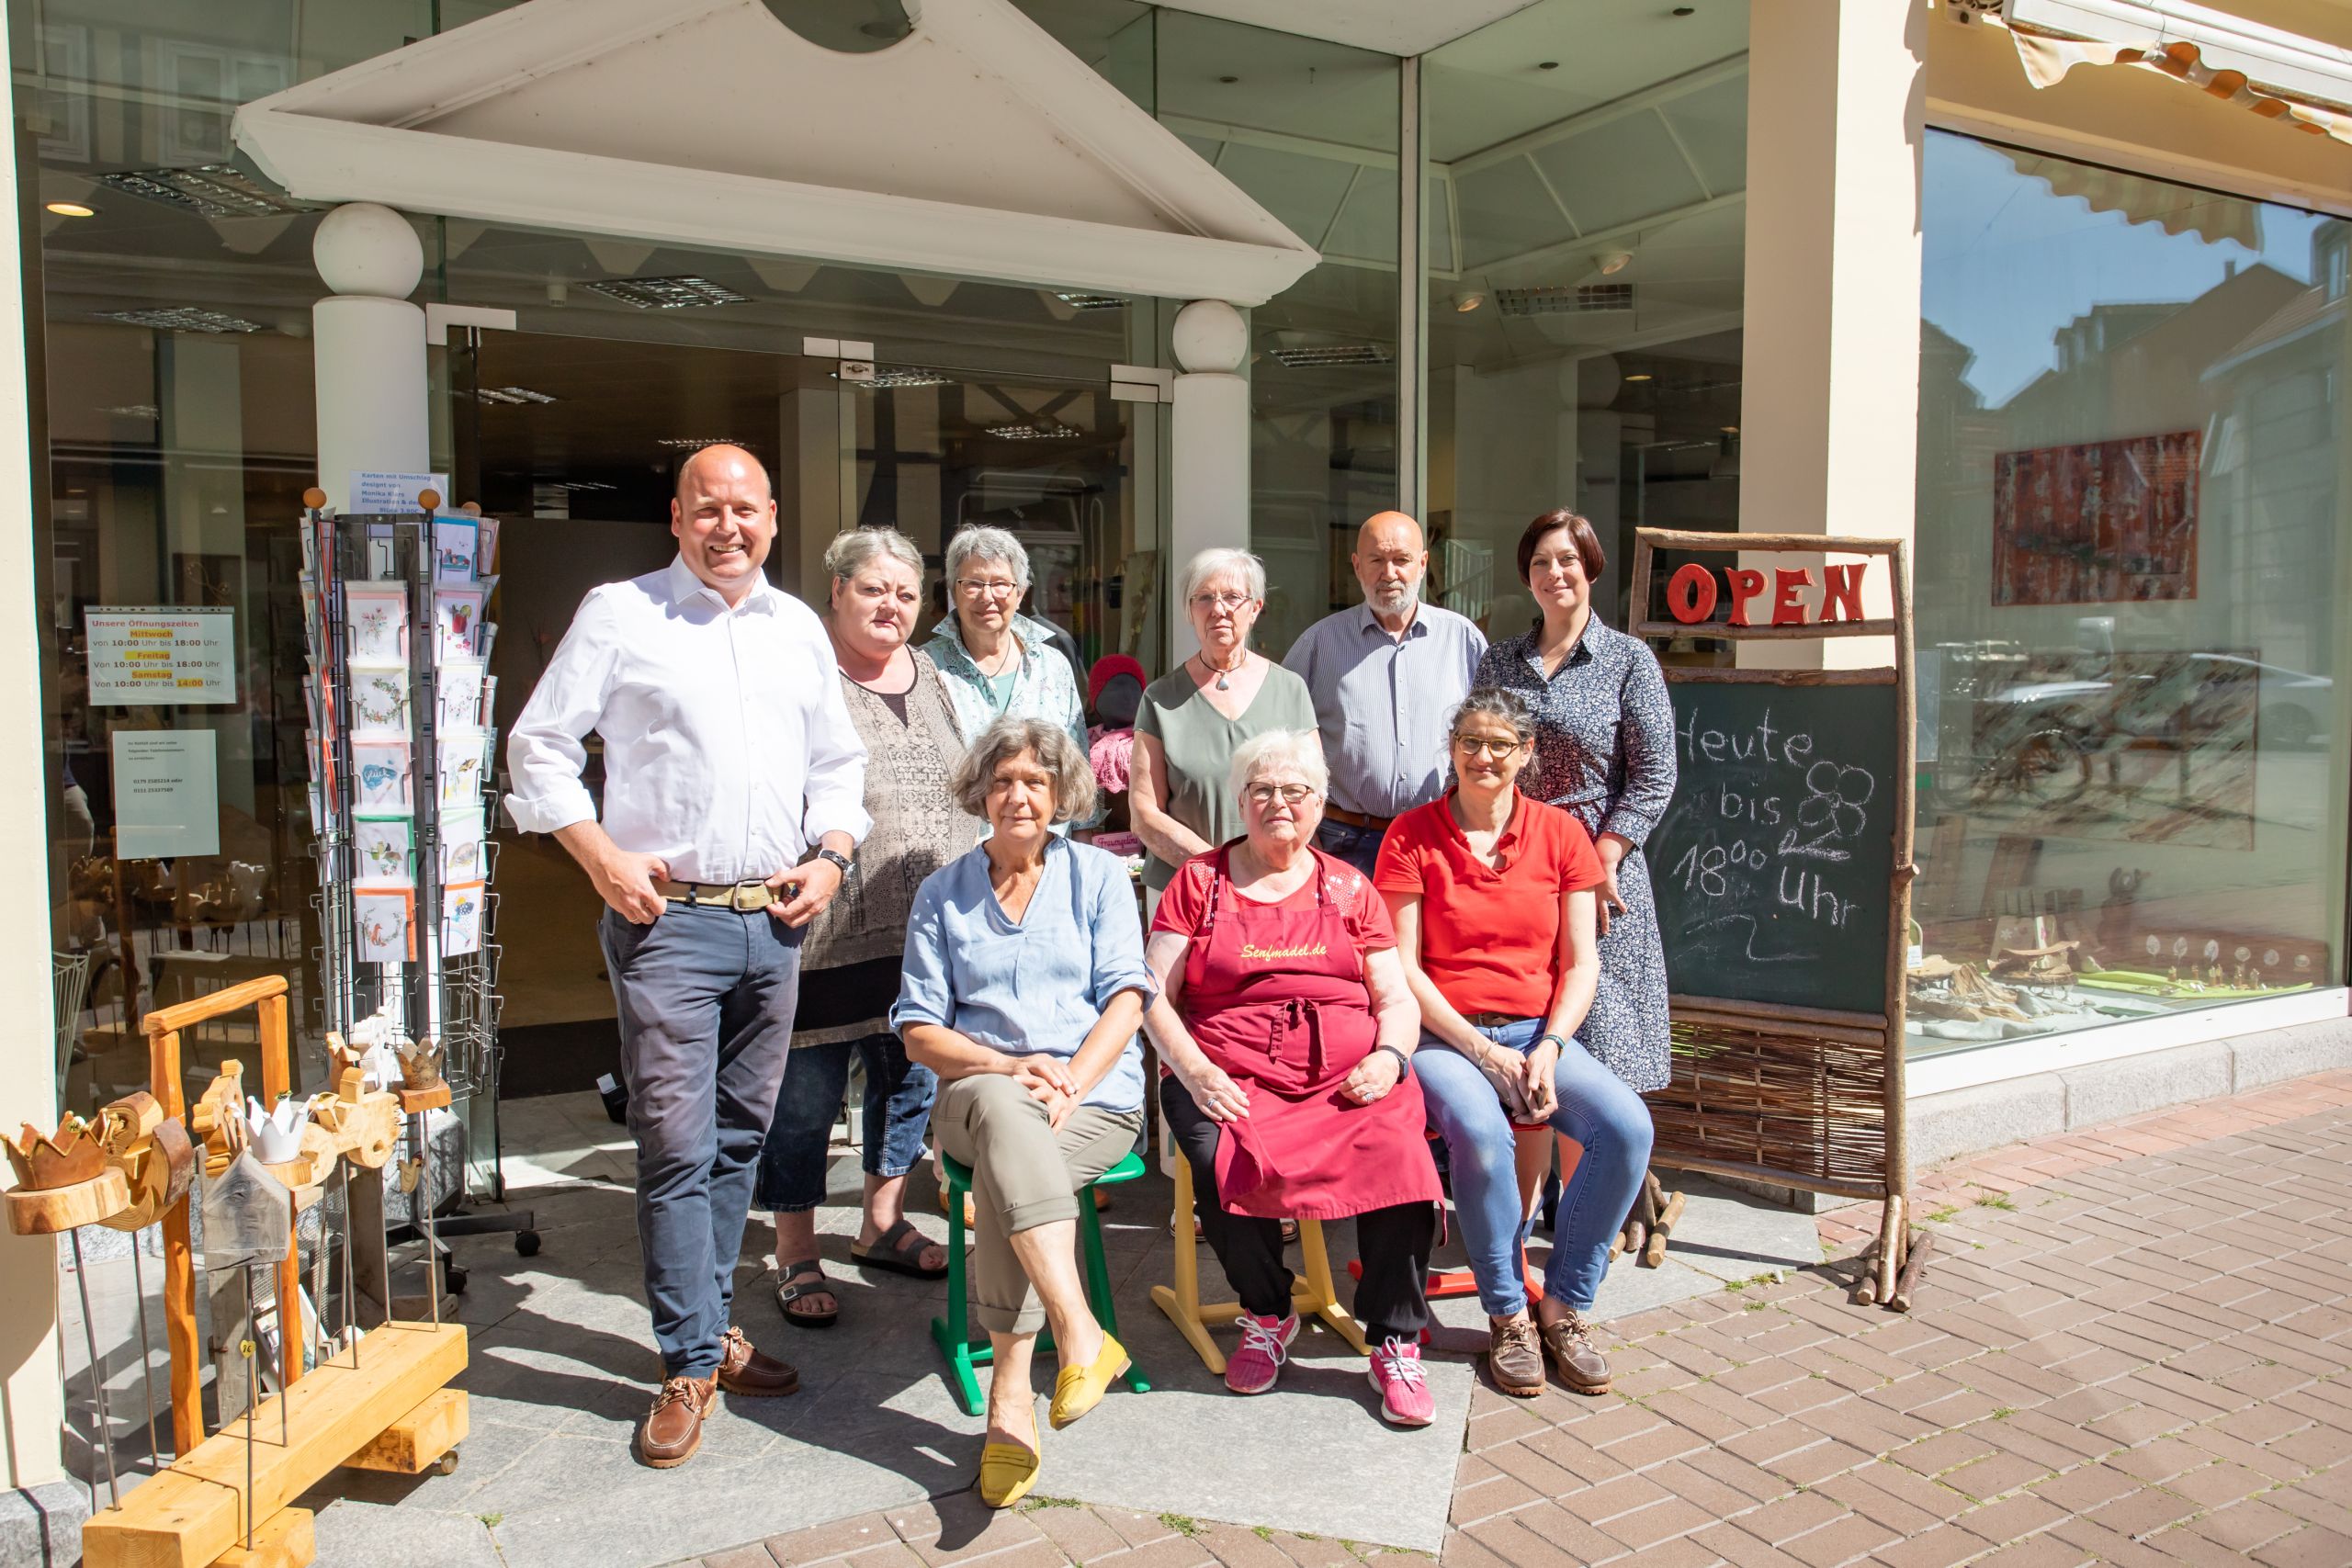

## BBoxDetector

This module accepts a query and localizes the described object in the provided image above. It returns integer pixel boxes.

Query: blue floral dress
[1476,619,1677,1092]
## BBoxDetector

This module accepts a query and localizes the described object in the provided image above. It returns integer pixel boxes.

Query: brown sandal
[775,1260,838,1328]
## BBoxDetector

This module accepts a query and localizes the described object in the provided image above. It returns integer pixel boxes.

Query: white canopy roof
[232,0,1321,305]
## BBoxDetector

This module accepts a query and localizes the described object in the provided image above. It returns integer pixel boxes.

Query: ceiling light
[1453,291,1487,312]
[102,403,158,419]
[96,164,307,218]
[1597,251,1634,276]
[1721,424,1739,434]
[1268,344,1395,368]
[1625,373,1654,383]
[96,306,264,333]
[475,385,559,405]
[582,275,751,310]
[844,367,954,389]
[1538,61,1560,70]
[656,436,745,448]
[1218,75,1240,85]
[984,422,1081,441]
[551,479,616,491]
[1495,284,1634,317]
[45,202,94,219]
[1052,292,1127,311]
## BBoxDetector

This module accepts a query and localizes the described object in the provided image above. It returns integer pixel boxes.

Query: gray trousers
[602,904,804,1379]
[934,1074,1142,1336]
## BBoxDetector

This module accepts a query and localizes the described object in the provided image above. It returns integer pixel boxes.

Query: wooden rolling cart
[1628,529,1927,1310]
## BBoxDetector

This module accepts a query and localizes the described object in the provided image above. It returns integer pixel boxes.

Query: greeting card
[344,583,409,662]
[432,518,480,585]
[348,660,412,740]
[352,741,413,812]
[354,815,414,886]
[354,886,416,964]
[434,588,485,663]
[438,815,486,883]
[436,658,486,733]
[441,880,486,958]
[437,735,484,807]
[473,517,501,578]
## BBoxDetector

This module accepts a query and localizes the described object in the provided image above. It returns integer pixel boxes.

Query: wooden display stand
[73,975,467,1568]
[1629,530,1924,1309]
[1151,1157,1368,1374]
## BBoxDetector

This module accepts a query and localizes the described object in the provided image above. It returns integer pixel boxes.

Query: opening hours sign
[86,607,237,705]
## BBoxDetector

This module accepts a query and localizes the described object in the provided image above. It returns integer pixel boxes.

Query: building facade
[5,0,2350,1512]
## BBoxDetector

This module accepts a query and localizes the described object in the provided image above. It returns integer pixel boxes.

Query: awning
[1999,147,2263,246]
[1953,0,2352,144]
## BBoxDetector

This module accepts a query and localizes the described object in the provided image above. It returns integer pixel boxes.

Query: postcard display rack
[300,490,501,1099]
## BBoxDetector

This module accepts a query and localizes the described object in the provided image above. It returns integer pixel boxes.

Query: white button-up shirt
[504,557,870,882]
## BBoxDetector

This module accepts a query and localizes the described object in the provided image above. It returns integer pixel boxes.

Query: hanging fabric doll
[1084,654,1147,858]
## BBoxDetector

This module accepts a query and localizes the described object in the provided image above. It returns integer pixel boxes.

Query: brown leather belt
[1464,1011,1521,1029]
[653,877,775,911]
[1321,805,1394,831]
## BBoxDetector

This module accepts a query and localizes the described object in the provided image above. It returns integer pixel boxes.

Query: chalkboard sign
[1649,681,1898,1016]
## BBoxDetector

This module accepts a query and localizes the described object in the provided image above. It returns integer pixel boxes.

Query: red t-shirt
[1372,793,1604,1019]
[1151,850,1396,951]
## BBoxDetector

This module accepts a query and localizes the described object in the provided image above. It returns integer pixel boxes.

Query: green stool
[930,1147,1151,1418]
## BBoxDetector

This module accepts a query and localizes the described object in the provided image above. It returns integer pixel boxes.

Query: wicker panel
[1644,1013,1894,1198]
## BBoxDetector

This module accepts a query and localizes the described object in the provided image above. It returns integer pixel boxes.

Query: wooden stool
[930,1149,1150,1418]
[1150,1156,1369,1375]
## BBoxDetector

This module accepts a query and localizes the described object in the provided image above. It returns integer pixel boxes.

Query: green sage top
[1134,660,1317,894]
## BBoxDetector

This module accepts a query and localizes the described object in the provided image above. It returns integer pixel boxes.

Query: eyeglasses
[1453,735,1527,759]
[1191,591,1253,612]
[1243,782,1317,807]
[956,578,1022,599]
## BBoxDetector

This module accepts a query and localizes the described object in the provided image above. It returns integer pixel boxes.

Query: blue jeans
[1315,818,1388,879]
[1415,1018,1654,1315]
[754,1031,937,1213]
[602,904,805,1379]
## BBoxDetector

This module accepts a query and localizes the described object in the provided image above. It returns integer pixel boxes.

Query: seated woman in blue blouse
[893,716,1155,1510]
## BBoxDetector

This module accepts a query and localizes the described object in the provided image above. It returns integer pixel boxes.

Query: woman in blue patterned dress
[1473,510,1676,1097]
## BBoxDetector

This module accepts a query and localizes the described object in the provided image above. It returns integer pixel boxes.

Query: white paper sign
[349,471,449,513]
[111,728,220,859]
[86,608,236,705]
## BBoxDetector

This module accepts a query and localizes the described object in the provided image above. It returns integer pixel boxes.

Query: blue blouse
[890,836,1156,1113]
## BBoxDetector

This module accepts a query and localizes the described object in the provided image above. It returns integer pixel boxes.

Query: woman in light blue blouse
[893,716,1153,1510]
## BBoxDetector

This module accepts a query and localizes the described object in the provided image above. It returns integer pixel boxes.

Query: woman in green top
[1130,547,1318,902]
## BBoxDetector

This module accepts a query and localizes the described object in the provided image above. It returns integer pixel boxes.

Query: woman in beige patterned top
[759,526,977,1326]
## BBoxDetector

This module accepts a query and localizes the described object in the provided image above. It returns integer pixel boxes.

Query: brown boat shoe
[716,1325,800,1397]
[1487,1314,1545,1399]
[1537,1306,1611,1395]
[637,1374,717,1468]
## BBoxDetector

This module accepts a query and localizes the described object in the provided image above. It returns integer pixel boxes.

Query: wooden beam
[82,1324,466,1568]
[140,976,288,1039]
[341,1388,467,1475]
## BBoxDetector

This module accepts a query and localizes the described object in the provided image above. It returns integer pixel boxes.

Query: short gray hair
[1179,547,1266,609]
[1448,686,1534,747]
[824,525,925,587]
[945,525,1030,593]
[950,716,1097,824]
[1227,728,1328,801]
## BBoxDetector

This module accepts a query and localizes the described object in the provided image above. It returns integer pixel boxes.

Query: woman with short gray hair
[894,714,1154,1506]
[1131,547,1315,904]
[926,526,1088,772]
[760,525,974,1328]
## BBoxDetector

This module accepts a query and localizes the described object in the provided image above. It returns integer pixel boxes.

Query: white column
[1169,299,1250,659]
[1737,0,1927,667]
[0,13,65,1501]
[311,204,430,509]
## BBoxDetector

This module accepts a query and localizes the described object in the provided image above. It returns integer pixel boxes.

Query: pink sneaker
[1225,1313,1298,1394]
[1368,1337,1434,1427]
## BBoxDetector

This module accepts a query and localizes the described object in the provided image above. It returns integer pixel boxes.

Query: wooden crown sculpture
[6,1111,106,1190]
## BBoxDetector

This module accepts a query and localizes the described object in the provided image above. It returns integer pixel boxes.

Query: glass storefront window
[1911,129,2352,1055]
[1424,0,1749,634]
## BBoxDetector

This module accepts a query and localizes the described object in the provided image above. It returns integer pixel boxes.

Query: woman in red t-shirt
[1374,688,1654,1403]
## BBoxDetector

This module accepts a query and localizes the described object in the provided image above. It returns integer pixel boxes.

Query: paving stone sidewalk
[669,1069,2352,1568]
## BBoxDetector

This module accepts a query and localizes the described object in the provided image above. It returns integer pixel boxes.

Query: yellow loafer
[978,1418,1041,1510]
[1048,1333,1129,1430]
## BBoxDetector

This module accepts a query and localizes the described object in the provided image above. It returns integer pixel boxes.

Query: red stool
[1349,1131,1543,1341]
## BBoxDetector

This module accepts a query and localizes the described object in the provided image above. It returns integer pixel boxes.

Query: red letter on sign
[1821,561,1867,622]
[1664,562,1718,623]
[1725,568,1767,626]
[1771,568,1813,625]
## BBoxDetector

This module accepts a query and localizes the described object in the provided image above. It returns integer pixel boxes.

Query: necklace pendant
[1216,673,1229,691]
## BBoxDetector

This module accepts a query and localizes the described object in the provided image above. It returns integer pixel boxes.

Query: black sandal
[775,1260,839,1327]
[849,1218,950,1280]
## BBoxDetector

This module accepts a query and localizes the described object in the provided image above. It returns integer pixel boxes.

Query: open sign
[1663,559,1875,627]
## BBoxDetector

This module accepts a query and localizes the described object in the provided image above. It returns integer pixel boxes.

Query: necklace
[1194,650,1246,692]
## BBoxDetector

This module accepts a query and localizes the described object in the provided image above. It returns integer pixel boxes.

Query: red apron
[1180,845,1443,1222]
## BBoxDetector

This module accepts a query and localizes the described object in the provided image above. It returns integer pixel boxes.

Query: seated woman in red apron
[1142,728,1442,1427]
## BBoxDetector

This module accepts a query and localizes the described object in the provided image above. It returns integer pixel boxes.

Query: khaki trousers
[935,1073,1143,1335]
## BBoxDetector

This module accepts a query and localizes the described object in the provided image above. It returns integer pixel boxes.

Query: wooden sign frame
[1629,529,1921,1306]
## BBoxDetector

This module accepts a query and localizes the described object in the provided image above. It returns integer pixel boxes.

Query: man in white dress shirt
[506,445,868,1468]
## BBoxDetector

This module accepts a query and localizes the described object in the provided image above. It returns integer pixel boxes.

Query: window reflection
[1911,130,2350,1055]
